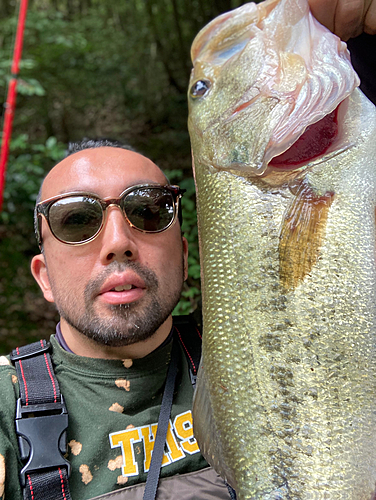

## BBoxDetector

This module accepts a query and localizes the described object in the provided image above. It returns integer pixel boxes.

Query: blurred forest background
[0,0,251,353]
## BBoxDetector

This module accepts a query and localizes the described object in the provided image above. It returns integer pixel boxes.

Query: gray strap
[142,338,179,500]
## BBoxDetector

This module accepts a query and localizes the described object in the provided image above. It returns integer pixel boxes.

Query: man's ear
[182,236,189,281]
[31,254,55,303]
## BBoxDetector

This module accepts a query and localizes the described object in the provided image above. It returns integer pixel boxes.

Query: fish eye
[190,79,211,98]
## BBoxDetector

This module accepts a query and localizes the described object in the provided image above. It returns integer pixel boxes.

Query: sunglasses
[36,184,184,247]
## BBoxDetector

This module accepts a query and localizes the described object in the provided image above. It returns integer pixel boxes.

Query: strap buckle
[10,341,51,362]
[189,369,197,388]
[15,395,71,487]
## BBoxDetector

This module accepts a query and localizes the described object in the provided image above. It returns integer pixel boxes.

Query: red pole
[0,0,29,211]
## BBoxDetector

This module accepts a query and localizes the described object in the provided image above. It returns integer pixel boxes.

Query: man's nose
[99,206,139,263]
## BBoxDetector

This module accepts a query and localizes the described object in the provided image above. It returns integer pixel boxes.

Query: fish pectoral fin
[192,363,237,490]
[279,182,335,290]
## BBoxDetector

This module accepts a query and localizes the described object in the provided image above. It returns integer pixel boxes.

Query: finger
[364,0,376,34]
[308,0,337,33]
[334,0,365,41]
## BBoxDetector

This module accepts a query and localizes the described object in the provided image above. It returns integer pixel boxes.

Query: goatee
[52,260,183,347]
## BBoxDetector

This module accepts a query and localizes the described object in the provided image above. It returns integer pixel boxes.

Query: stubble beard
[49,260,184,347]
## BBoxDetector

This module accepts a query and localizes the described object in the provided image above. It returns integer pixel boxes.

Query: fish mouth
[202,99,350,182]
[267,106,340,172]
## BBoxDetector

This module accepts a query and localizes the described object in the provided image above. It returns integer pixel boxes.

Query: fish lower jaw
[202,158,268,177]
[198,154,313,186]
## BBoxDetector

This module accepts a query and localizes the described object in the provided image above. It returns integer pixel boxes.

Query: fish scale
[188,0,376,497]
[192,94,376,498]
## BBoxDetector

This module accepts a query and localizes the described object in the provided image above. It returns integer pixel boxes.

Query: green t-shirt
[0,334,208,500]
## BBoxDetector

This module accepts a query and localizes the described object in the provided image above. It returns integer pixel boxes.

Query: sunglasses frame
[36,183,184,248]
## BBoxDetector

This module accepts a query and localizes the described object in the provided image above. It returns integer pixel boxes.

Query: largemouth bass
[187,0,376,498]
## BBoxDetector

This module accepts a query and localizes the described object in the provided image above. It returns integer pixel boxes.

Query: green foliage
[0,135,66,353]
[0,0,253,350]
[17,78,46,96]
[165,170,201,316]
[1,134,65,227]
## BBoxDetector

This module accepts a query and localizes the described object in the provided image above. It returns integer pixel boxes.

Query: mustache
[84,260,159,302]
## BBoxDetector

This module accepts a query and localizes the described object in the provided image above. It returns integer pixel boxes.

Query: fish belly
[192,133,376,498]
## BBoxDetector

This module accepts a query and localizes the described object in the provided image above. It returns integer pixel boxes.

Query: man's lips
[98,273,146,305]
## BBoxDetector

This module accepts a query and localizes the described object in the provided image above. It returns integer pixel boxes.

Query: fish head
[188,0,360,183]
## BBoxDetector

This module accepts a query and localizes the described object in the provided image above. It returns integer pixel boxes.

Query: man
[0,140,233,500]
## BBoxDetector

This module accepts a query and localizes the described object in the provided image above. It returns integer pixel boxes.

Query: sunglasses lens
[42,186,178,245]
[48,196,103,243]
[124,187,175,232]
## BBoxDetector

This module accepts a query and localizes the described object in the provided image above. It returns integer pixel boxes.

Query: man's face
[31,147,188,350]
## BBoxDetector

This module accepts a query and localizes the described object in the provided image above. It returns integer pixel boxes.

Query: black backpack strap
[10,339,71,500]
[173,315,202,388]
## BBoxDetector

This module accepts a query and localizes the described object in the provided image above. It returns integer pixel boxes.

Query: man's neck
[59,315,173,360]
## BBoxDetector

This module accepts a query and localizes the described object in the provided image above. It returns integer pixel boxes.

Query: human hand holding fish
[188,0,376,498]
[309,0,376,40]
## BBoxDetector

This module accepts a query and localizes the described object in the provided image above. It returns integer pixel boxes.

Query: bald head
[41,147,168,201]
